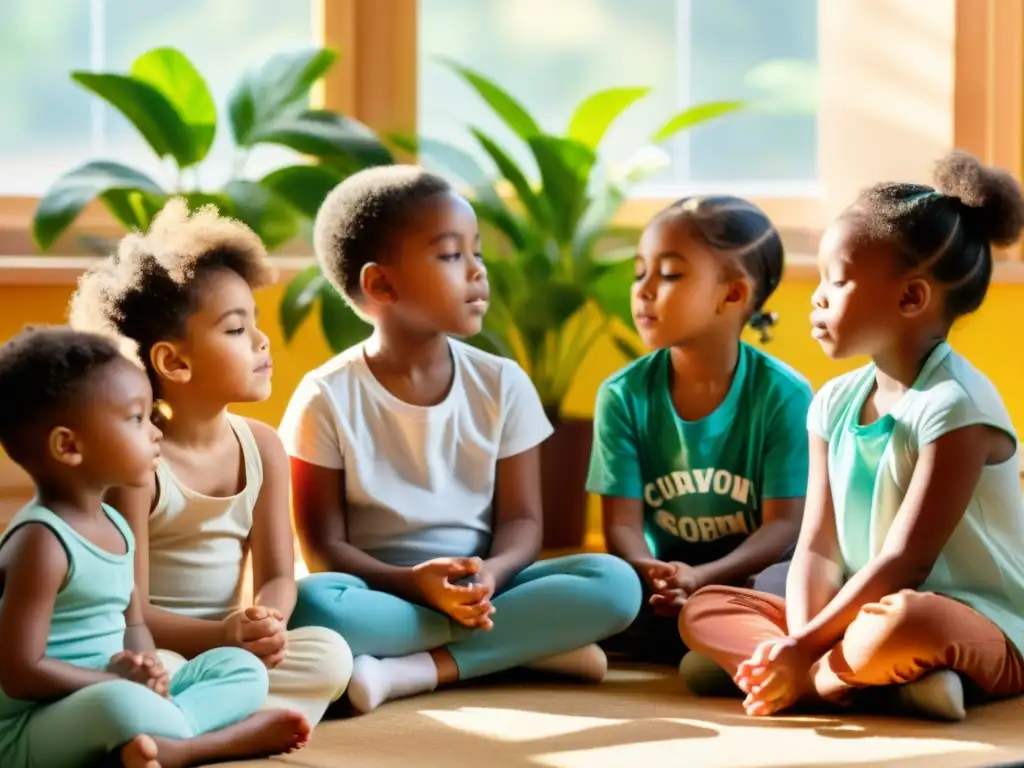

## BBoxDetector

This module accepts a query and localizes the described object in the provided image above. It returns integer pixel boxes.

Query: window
[417,0,818,197]
[0,0,314,196]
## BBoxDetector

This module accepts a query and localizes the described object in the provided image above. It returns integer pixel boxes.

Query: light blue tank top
[0,503,134,722]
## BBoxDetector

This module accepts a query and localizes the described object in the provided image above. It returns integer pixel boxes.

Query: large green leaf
[130,48,217,164]
[223,180,298,249]
[72,73,196,167]
[572,186,625,263]
[441,59,541,141]
[260,164,345,220]
[472,198,530,252]
[280,264,326,342]
[527,136,596,244]
[251,111,394,173]
[611,333,646,362]
[484,256,526,311]
[319,284,373,352]
[568,87,650,150]
[33,161,165,251]
[100,188,167,233]
[389,133,492,188]
[229,47,337,145]
[652,100,745,143]
[586,257,635,328]
[470,128,550,231]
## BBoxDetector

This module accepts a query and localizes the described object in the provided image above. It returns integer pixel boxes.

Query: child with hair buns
[682,151,1024,721]
[587,196,812,681]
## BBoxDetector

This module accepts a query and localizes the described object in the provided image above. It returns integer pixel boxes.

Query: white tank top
[147,413,262,620]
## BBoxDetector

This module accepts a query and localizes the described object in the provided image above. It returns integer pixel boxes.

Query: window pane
[0,0,94,196]
[0,0,314,196]
[417,0,818,192]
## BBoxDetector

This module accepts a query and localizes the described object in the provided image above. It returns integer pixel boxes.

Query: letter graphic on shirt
[654,510,678,536]
[671,470,696,496]
[730,475,751,504]
[715,511,749,537]
[678,517,700,542]
[697,517,719,542]
[712,469,731,495]
[644,482,663,508]
[692,468,714,494]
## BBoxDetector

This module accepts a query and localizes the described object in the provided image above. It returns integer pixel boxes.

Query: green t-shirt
[810,341,1024,653]
[587,343,812,565]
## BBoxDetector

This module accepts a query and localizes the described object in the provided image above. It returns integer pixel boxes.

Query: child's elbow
[879,551,934,590]
[0,657,38,701]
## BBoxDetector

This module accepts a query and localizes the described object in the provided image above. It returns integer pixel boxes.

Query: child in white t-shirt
[281,165,642,713]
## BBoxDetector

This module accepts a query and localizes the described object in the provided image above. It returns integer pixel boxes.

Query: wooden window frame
[1,0,1023,285]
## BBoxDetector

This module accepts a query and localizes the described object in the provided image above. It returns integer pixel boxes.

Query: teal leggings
[1,647,268,767]
[289,553,642,679]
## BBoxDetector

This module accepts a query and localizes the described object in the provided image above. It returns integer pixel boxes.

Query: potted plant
[280,60,743,550]
[32,45,393,253]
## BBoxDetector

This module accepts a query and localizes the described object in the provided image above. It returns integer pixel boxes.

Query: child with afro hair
[69,199,352,729]
[0,326,309,767]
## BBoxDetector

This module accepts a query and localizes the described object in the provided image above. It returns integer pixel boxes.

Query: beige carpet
[219,665,1024,768]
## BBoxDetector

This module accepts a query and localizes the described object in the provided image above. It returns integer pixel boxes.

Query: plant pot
[540,411,593,550]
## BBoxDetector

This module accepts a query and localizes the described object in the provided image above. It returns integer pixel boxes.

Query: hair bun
[748,309,778,343]
[932,150,1024,246]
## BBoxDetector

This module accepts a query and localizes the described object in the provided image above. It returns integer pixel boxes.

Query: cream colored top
[148,413,262,620]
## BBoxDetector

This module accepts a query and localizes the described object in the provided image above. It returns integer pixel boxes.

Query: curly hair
[314,164,453,302]
[0,326,123,463]
[68,198,276,391]
[843,150,1024,320]
[657,195,784,342]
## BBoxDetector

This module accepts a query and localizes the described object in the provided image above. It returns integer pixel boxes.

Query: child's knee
[85,680,192,742]
[582,554,644,631]
[292,573,361,629]
[678,586,737,648]
[193,646,270,693]
[848,589,952,653]
[286,626,354,698]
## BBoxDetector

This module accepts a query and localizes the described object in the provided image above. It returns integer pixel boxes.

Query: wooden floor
[218,665,1024,768]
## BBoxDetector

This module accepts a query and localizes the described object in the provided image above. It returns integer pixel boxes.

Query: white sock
[892,669,966,721]
[525,644,608,682]
[347,653,438,713]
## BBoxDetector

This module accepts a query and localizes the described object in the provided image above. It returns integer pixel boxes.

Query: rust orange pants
[679,586,1024,702]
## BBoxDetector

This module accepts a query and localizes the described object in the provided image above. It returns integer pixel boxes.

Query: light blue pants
[289,553,642,679]
[1,646,268,767]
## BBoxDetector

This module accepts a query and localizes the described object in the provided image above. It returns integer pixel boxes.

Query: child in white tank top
[69,199,352,727]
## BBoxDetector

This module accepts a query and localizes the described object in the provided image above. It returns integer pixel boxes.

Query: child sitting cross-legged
[282,165,643,713]
[0,326,308,767]
[69,200,352,729]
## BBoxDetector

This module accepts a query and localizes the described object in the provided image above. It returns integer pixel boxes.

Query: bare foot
[151,709,310,768]
[121,735,161,768]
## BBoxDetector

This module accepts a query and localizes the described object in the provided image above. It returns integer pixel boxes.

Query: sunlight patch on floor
[419,707,627,742]
[534,717,995,768]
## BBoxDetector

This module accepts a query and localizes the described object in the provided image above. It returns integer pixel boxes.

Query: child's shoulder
[297,343,367,390]
[597,348,667,399]
[909,345,1013,431]
[742,343,813,401]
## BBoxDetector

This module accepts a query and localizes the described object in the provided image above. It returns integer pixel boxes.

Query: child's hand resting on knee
[633,559,702,616]
[411,557,496,630]
[108,650,170,697]
[735,637,813,716]
[223,606,288,669]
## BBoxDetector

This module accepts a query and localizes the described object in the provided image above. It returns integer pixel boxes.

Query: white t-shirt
[279,338,553,567]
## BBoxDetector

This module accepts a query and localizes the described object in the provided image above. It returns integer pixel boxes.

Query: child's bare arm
[291,458,420,600]
[123,586,157,654]
[108,482,228,658]
[0,525,119,700]
[601,496,654,565]
[784,434,843,633]
[791,425,990,657]
[486,445,544,590]
[247,419,297,620]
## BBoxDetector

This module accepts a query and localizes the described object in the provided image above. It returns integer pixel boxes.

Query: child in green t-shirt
[587,196,812,673]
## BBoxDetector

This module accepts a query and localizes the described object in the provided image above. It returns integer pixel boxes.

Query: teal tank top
[0,503,135,721]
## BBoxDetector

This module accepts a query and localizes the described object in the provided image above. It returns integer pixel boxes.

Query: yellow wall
[3,275,1024,538]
